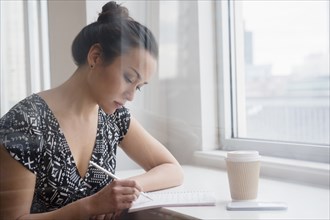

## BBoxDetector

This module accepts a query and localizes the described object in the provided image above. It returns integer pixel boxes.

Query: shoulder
[113,107,131,124]
[100,107,131,125]
[0,94,47,174]
[100,107,131,141]
[0,94,47,130]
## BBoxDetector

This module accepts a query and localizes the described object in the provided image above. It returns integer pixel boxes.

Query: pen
[89,161,153,201]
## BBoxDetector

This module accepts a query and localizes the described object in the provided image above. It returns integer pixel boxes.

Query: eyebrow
[130,67,148,84]
[130,67,141,79]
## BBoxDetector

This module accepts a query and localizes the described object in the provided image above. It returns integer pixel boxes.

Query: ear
[87,44,103,68]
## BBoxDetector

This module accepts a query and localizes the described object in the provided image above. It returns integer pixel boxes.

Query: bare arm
[119,116,184,192]
[0,146,140,220]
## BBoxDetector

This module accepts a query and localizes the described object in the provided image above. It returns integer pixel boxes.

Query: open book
[128,190,216,213]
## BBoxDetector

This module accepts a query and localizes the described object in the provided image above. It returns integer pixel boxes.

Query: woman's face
[88,48,157,114]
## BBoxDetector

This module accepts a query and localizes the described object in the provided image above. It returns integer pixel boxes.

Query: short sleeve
[113,107,131,142]
[0,99,43,175]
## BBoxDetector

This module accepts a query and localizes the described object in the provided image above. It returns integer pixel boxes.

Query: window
[216,1,329,163]
[0,0,50,116]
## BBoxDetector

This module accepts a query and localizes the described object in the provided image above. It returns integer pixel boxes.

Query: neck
[49,66,98,118]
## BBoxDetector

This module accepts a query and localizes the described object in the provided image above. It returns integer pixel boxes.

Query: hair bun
[97,1,129,23]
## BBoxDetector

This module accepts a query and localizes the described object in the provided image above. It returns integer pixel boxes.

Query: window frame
[215,0,329,163]
[0,0,50,116]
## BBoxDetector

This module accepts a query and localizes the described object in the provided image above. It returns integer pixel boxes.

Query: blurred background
[1,0,329,168]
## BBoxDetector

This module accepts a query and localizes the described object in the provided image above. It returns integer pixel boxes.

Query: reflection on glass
[235,1,329,145]
[0,0,26,115]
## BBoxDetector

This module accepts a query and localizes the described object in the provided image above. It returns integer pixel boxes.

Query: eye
[136,86,141,91]
[124,74,133,83]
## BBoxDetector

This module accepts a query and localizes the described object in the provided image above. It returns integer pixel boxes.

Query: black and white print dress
[0,94,131,213]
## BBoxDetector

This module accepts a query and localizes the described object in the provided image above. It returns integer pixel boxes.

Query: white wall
[48,0,86,88]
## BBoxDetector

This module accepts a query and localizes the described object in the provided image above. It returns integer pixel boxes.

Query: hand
[89,211,125,220]
[89,213,113,220]
[90,179,141,215]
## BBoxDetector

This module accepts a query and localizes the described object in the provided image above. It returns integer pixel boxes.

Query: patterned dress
[0,94,131,213]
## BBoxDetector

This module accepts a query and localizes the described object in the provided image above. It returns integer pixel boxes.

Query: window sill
[193,150,329,188]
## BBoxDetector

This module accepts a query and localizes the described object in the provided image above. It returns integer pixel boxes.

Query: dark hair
[71,1,158,66]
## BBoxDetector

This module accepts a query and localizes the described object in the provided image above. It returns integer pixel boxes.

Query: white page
[129,190,216,213]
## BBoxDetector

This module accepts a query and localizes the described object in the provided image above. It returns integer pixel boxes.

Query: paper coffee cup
[225,151,261,201]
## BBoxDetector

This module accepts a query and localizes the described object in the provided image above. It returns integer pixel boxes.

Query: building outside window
[217,0,329,163]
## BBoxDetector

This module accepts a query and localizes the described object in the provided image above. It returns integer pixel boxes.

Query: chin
[100,105,116,115]
[107,108,117,115]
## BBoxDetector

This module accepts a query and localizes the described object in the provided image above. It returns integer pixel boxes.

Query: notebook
[128,190,216,213]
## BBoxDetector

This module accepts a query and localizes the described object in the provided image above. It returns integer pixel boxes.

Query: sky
[242,0,329,75]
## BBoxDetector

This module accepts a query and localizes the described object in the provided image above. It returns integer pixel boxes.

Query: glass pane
[159,1,179,80]
[0,0,27,116]
[234,1,329,145]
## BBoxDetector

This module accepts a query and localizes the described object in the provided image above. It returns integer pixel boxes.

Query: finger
[113,210,123,219]
[109,192,136,210]
[118,194,138,204]
[112,180,143,197]
[98,215,106,220]
[121,186,138,195]
[114,179,140,189]
[90,215,105,220]
[104,213,114,220]
[112,186,139,198]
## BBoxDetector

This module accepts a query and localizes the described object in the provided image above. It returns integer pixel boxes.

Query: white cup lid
[226,151,261,162]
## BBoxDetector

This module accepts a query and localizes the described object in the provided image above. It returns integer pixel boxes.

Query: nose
[125,87,136,101]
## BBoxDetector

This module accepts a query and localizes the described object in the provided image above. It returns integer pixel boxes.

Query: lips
[114,101,124,109]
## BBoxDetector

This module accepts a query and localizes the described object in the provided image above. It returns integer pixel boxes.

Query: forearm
[129,162,184,192]
[17,196,94,220]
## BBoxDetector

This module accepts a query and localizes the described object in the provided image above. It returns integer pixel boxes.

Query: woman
[0,1,184,219]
